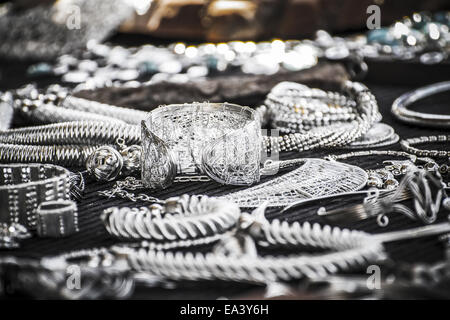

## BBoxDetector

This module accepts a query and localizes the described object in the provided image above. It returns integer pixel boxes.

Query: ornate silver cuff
[141,102,262,189]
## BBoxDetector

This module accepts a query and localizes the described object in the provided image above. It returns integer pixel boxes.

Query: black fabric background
[0,51,449,299]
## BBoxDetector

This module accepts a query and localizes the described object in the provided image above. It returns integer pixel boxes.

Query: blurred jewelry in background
[0,0,134,60]
[315,11,450,65]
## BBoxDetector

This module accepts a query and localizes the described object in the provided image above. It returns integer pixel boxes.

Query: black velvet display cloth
[1,56,449,299]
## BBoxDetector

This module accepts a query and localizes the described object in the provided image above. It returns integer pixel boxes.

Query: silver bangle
[0,163,73,230]
[392,81,450,128]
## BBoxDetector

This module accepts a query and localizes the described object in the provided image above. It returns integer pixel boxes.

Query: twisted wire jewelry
[102,195,240,249]
[324,149,433,189]
[401,135,450,158]
[392,81,450,128]
[0,143,97,167]
[318,168,447,227]
[0,121,140,146]
[3,215,450,295]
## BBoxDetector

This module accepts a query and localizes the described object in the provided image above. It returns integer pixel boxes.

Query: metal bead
[367,176,383,188]
[86,146,123,181]
[383,178,399,190]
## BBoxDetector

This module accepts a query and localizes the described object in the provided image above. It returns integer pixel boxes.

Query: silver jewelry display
[99,196,385,282]
[392,81,450,128]
[401,135,450,158]
[1,81,383,190]
[222,158,368,208]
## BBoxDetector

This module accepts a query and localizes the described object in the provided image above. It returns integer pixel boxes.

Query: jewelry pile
[1,6,450,300]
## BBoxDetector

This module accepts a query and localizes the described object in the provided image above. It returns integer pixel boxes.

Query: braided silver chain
[118,219,384,282]
[0,143,98,167]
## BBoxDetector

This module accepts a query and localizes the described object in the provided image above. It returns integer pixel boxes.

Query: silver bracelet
[102,195,241,250]
[0,163,73,230]
[401,135,450,158]
[0,163,79,246]
[392,81,450,128]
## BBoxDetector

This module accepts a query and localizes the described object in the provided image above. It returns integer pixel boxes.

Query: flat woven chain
[120,218,384,282]
[0,121,140,146]
[0,143,98,167]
